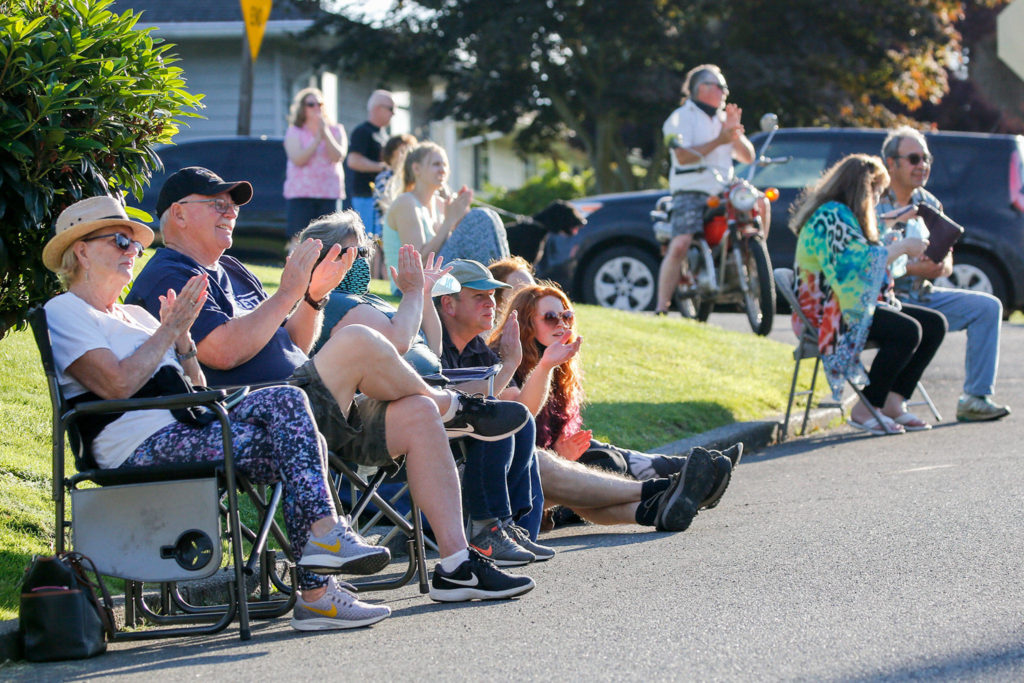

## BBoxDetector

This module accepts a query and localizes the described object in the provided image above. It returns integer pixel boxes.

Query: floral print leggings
[122,386,334,590]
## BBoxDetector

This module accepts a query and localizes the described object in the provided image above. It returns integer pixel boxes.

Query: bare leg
[313,324,454,415]
[538,450,641,507]
[385,395,467,557]
[656,233,691,313]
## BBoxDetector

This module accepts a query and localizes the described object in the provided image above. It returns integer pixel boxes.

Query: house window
[473,143,490,189]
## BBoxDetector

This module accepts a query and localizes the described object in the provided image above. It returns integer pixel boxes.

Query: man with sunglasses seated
[127,167,538,603]
[879,128,1010,422]
[436,259,725,536]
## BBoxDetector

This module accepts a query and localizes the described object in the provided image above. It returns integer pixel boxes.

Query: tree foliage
[0,0,202,334]
[309,0,1000,194]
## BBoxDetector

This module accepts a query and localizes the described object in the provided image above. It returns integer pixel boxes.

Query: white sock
[439,548,470,572]
[440,392,461,422]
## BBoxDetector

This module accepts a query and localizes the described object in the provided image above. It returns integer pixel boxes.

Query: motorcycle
[650,113,789,336]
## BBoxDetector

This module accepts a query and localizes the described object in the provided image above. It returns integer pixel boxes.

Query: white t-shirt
[663,99,734,195]
[44,292,179,469]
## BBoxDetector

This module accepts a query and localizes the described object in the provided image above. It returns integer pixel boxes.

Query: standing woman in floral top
[283,87,348,252]
[789,154,946,436]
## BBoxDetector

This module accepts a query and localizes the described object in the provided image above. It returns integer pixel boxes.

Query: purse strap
[60,551,117,638]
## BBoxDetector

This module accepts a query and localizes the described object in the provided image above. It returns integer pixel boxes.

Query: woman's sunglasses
[347,245,370,258]
[82,232,144,254]
[541,309,575,326]
[304,100,323,108]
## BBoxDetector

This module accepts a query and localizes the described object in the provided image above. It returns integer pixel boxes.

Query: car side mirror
[760,113,778,133]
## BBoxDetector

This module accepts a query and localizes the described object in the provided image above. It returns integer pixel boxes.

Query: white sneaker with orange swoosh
[298,519,391,575]
[291,577,391,631]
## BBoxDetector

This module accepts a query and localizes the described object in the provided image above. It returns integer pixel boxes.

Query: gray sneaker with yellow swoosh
[298,519,391,575]
[291,577,391,631]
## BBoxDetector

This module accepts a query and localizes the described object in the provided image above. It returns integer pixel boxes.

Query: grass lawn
[0,260,816,620]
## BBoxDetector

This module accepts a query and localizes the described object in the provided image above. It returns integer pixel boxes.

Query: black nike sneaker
[429,548,535,602]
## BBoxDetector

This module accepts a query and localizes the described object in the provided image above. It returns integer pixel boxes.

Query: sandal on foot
[848,415,905,436]
[892,411,930,431]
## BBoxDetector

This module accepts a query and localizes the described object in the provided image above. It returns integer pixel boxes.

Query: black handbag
[19,552,116,662]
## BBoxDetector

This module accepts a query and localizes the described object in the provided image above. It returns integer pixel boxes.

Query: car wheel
[934,251,1009,311]
[581,245,660,312]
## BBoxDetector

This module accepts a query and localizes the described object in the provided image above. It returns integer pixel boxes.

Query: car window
[739,139,832,189]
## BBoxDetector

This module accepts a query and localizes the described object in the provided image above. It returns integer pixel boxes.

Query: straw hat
[42,196,154,272]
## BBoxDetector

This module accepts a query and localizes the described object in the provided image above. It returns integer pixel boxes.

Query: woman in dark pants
[790,154,947,435]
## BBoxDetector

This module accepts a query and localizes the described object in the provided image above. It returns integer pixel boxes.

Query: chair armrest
[441,364,502,384]
[66,389,229,417]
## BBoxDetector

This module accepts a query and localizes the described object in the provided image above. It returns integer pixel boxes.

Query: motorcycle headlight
[731,183,758,212]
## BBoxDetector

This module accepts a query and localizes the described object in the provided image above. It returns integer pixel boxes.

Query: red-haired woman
[488,284,740,490]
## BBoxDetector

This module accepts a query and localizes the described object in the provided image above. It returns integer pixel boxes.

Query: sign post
[237,0,272,135]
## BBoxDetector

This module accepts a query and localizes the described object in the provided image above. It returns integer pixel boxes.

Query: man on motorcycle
[655,64,758,316]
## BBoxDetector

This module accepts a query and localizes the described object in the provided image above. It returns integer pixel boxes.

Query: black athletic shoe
[653,449,717,532]
[721,442,743,467]
[429,548,536,602]
[700,454,733,510]
[444,393,530,442]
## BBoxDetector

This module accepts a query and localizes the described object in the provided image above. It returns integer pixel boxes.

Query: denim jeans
[903,286,1002,397]
[460,417,539,534]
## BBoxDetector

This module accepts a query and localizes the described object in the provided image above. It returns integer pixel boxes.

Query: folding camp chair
[30,307,296,642]
[333,365,503,594]
[773,269,942,441]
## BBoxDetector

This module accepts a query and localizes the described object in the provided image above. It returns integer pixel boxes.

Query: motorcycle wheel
[673,245,714,321]
[741,235,775,335]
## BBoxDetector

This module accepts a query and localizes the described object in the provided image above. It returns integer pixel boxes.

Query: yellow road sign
[240,0,272,62]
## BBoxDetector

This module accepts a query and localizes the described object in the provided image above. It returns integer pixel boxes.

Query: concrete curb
[651,395,855,456]
[0,398,853,662]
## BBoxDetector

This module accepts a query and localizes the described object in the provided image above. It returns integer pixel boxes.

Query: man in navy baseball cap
[155,166,253,218]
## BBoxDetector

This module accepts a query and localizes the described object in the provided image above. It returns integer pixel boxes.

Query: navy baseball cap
[155,166,253,217]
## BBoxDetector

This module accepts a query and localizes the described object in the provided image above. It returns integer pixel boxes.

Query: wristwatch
[304,291,329,311]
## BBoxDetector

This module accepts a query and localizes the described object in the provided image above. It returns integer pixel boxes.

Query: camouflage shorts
[669,192,709,237]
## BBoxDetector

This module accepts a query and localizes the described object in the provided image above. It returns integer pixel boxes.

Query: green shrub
[0,0,202,334]
[483,159,591,218]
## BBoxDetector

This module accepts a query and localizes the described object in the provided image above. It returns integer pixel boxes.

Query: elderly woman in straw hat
[42,195,396,632]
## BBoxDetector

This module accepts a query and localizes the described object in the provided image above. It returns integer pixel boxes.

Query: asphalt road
[6,314,1023,681]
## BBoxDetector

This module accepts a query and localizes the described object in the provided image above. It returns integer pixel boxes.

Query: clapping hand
[539,334,582,369]
[421,251,453,295]
[553,429,593,461]
[498,310,523,369]
[158,273,209,342]
[391,243,425,295]
[309,242,357,300]
[442,185,474,225]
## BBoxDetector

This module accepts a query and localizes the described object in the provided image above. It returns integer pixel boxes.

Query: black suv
[537,128,1024,314]
[128,137,288,263]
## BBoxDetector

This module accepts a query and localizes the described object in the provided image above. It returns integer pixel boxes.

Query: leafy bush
[483,160,592,218]
[0,0,202,334]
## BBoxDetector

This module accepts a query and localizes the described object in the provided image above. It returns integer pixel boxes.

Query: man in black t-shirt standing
[345,89,395,238]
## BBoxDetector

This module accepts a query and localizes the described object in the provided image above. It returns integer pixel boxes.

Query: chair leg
[782,357,802,442]
[800,357,821,437]
[411,497,430,594]
[914,381,943,422]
